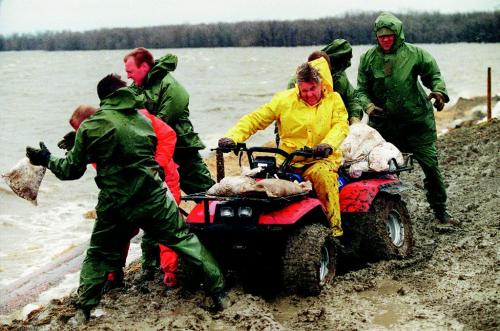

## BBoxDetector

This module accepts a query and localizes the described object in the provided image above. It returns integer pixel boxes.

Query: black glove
[57,131,76,150]
[218,137,236,149]
[366,103,385,117]
[26,142,51,167]
[428,92,445,111]
[313,143,333,158]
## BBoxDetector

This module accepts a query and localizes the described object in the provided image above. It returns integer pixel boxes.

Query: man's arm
[156,77,190,126]
[417,48,450,103]
[48,128,88,180]
[322,94,349,149]
[356,53,375,113]
[225,95,280,143]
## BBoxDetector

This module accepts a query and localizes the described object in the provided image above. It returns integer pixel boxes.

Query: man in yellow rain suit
[218,58,349,236]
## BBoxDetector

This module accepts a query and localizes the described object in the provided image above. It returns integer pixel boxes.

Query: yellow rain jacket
[225,58,349,235]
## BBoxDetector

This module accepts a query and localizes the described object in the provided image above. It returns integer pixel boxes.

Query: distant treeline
[1,11,498,51]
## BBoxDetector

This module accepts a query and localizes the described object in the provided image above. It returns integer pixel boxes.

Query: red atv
[181,143,414,295]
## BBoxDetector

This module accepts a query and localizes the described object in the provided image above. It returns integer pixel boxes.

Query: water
[0,44,499,313]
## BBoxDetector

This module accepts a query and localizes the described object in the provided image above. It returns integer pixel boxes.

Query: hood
[374,12,405,51]
[309,57,334,93]
[321,39,352,67]
[99,87,141,112]
[144,53,178,86]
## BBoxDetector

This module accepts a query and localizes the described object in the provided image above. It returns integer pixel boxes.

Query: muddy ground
[2,119,499,331]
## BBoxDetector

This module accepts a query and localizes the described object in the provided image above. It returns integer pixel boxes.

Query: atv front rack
[182,191,310,204]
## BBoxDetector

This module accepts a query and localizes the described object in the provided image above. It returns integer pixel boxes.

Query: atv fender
[340,178,402,213]
[260,198,325,225]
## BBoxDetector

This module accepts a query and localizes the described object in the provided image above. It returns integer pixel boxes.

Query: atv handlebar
[211,143,322,181]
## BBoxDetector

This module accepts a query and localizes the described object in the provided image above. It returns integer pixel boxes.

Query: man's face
[125,57,150,86]
[377,34,396,52]
[298,81,322,106]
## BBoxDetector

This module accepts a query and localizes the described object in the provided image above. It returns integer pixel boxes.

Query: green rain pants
[77,187,224,310]
[390,139,447,213]
[140,149,215,271]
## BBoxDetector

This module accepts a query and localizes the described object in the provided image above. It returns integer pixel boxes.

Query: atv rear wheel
[362,193,413,260]
[282,224,336,296]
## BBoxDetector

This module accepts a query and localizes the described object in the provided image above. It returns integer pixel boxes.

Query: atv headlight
[238,206,253,218]
[220,206,234,218]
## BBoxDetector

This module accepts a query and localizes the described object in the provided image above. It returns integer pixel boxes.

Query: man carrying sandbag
[25,74,228,324]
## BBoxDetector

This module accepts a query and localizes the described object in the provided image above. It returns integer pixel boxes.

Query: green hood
[374,12,405,52]
[99,87,141,112]
[321,39,352,63]
[144,53,178,87]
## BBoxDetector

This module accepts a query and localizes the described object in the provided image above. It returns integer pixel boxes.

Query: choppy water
[0,44,499,316]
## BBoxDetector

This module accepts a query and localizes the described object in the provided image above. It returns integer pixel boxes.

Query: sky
[0,0,498,36]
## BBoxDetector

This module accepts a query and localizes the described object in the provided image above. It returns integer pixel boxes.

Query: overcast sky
[0,0,498,36]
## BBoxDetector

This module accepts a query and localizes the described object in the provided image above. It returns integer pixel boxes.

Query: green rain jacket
[48,88,163,212]
[321,39,363,121]
[130,54,205,150]
[357,12,449,144]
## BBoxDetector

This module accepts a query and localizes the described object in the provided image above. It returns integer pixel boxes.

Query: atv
[180,143,414,295]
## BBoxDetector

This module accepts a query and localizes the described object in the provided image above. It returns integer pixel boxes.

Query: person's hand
[428,92,445,111]
[366,103,385,117]
[57,131,76,150]
[313,143,333,158]
[349,117,361,125]
[26,142,51,167]
[218,137,236,149]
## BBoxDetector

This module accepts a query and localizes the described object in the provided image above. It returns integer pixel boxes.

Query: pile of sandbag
[207,175,312,198]
[341,123,404,178]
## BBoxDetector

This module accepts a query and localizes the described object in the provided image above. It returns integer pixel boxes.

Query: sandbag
[341,123,385,163]
[207,176,257,196]
[247,179,312,197]
[2,157,46,205]
[368,142,404,172]
[207,176,311,198]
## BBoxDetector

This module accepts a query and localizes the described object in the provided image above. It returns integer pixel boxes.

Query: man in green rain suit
[321,39,364,125]
[287,39,363,125]
[357,12,456,225]
[123,47,215,280]
[26,74,227,323]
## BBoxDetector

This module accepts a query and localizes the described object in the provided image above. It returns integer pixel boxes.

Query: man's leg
[138,233,160,281]
[302,160,342,236]
[137,189,225,295]
[410,142,450,220]
[77,211,135,316]
[174,149,215,194]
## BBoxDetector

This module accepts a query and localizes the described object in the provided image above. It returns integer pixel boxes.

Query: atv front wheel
[282,224,336,296]
[362,193,413,260]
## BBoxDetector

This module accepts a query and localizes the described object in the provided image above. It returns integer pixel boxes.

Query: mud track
[3,119,498,331]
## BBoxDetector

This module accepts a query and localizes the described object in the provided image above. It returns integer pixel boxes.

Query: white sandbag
[348,161,369,178]
[248,179,312,197]
[368,142,404,172]
[2,157,46,205]
[341,123,385,163]
[207,176,257,196]
[207,176,312,198]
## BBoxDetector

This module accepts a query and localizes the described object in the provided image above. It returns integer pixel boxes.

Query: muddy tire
[282,224,336,296]
[362,193,413,260]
